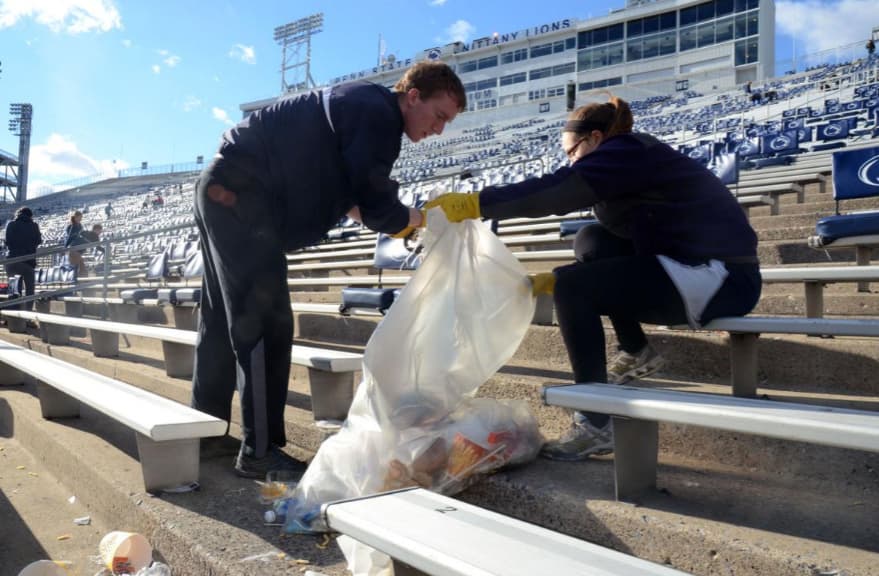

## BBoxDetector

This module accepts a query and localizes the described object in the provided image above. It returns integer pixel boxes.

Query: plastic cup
[16,561,68,576]
[98,531,152,574]
[258,469,298,504]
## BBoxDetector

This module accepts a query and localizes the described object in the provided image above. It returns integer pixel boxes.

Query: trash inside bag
[286,209,540,539]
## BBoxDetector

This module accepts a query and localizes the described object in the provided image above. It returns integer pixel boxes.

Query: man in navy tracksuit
[4,206,42,310]
[427,95,760,461]
[193,62,465,477]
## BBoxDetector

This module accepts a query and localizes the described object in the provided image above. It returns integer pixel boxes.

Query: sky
[0,0,876,196]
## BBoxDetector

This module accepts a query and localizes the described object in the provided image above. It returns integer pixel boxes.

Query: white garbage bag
[286,209,539,546]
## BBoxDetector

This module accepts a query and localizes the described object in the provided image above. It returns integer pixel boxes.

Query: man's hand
[529,272,555,296]
[391,207,426,239]
[424,193,481,222]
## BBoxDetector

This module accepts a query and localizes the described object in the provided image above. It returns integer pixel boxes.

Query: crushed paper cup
[98,531,152,574]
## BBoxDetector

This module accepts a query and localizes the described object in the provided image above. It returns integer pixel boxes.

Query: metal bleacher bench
[0,339,225,492]
[322,487,691,576]
[1,311,363,421]
[683,316,879,397]
[760,264,879,316]
[544,383,879,502]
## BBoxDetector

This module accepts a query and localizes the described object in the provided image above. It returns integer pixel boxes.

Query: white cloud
[121,38,131,48]
[182,96,202,112]
[229,43,256,64]
[211,107,235,126]
[152,49,181,73]
[440,19,475,44]
[776,0,876,53]
[29,133,128,188]
[0,0,122,34]
[429,0,447,6]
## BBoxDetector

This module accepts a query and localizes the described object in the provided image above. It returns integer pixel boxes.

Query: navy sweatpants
[191,160,293,458]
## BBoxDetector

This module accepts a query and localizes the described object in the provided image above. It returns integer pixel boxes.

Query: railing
[0,220,196,313]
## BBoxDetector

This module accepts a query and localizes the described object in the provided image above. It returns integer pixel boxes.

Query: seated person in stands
[81,223,105,258]
[426,94,761,461]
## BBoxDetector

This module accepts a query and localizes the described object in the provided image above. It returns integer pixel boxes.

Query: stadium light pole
[274,12,323,94]
[8,102,32,203]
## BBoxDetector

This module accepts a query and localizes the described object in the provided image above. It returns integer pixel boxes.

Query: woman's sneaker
[607,344,665,384]
[540,419,614,461]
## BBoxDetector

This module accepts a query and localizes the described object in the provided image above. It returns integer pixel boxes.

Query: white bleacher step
[700,315,879,337]
[672,315,879,397]
[322,487,690,576]
[287,275,409,288]
[760,264,879,317]
[0,339,225,492]
[760,264,879,283]
[288,247,375,262]
[292,302,382,317]
[544,383,879,501]
[1,310,363,420]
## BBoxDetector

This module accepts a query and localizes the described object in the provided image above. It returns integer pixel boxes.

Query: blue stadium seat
[339,234,421,315]
[121,251,169,303]
[811,146,879,247]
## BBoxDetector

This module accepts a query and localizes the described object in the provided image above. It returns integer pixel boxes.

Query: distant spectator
[4,206,42,310]
[142,198,150,210]
[744,81,752,94]
[104,202,113,219]
[152,194,164,208]
[63,210,87,276]
[868,39,876,58]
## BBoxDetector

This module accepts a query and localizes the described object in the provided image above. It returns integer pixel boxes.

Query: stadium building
[242,0,775,126]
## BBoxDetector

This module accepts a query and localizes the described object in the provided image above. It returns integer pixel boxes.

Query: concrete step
[2,331,877,576]
[0,382,349,576]
[0,436,116,574]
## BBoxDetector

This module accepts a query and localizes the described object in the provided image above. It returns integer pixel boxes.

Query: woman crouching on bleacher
[425,94,762,462]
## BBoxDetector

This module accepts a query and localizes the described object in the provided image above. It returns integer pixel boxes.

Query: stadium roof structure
[0,148,19,166]
[0,148,19,192]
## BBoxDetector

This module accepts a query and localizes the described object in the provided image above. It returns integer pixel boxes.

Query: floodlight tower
[274,13,323,94]
[8,102,32,202]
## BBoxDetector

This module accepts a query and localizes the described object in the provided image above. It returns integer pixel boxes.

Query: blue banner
[686,143,712,165]
[832,145,879,200]
[761,131,799,154]
[817,121,849,141]
[736,137,762,158]
[796,126,813,143]
[709,151,739,185]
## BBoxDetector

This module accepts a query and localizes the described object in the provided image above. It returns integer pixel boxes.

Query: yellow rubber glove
[529,272,556,296]
[424,193,481,223]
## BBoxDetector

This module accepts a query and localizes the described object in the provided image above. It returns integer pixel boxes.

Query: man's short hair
[15,206,32,219]
[394,61,467,112]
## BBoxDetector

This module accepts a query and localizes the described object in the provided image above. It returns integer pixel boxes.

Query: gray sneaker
[540,419,614,461]
[234,446,304,479]
[607,344,665,384]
